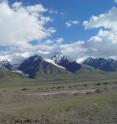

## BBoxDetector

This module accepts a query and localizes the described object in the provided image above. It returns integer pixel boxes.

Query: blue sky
[8,0,117,43]
[0,0,117,61]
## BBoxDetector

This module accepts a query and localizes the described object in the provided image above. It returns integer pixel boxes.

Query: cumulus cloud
[1,2,117,62]
[83,7,117,32]
[60,41,87,59]
[65,20,79,27]
[0,1,54,47]
[48,7,117,60]
[56,7,117,59]
[82,7,117,58]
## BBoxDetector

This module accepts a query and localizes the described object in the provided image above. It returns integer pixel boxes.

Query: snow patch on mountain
[45,59,65,69]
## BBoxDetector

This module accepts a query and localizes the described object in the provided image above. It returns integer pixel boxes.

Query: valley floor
[0,79,117,124]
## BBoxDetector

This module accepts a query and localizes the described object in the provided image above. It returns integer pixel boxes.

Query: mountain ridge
[1,54,117,80]
[83,57,117,72]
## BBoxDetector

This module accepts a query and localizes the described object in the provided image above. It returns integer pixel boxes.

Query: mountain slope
[18,55,68,78]
[0,60,13,71]
[83,57,117,72]
[53,52,81,72]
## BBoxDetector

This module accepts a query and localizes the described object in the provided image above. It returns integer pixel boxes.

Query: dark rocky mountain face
[53,53,81,72]
[18,55,42,78]
[83,57,117,72]
[18,55,67,78]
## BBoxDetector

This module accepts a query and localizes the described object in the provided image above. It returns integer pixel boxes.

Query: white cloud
[114,0,117,3]
[59,41,87,59]
[43,7,117,60]
[65,20,79,27]
[12,2,22,9]
[82,7,117,58]
[26,4,47,14]
[83,7,117,31]
[89,36,102,43]
[1,3,117,62]
[49,9,58,14]
[0,1,54,47]
[56,38,64,44]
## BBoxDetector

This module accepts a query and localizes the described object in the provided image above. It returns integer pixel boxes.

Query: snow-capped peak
[0,60,10,65]
[0,60,12,71]
[52,52,64,61]
[52,52,75,63]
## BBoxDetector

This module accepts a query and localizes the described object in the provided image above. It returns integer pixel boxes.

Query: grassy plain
[0,71,117,123]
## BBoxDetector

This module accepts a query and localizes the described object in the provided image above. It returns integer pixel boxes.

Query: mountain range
[0,52,117,81]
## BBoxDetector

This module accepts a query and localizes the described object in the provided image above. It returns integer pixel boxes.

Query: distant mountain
[1,52,117,81]
[18,55,67,78]
[1,55,117,84]
[53,52,81,72]
[83,57,117,72]
[0,60,13,71]
[0,60,29,82]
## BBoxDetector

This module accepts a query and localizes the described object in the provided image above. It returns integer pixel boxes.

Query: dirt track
[11,89,96,96]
